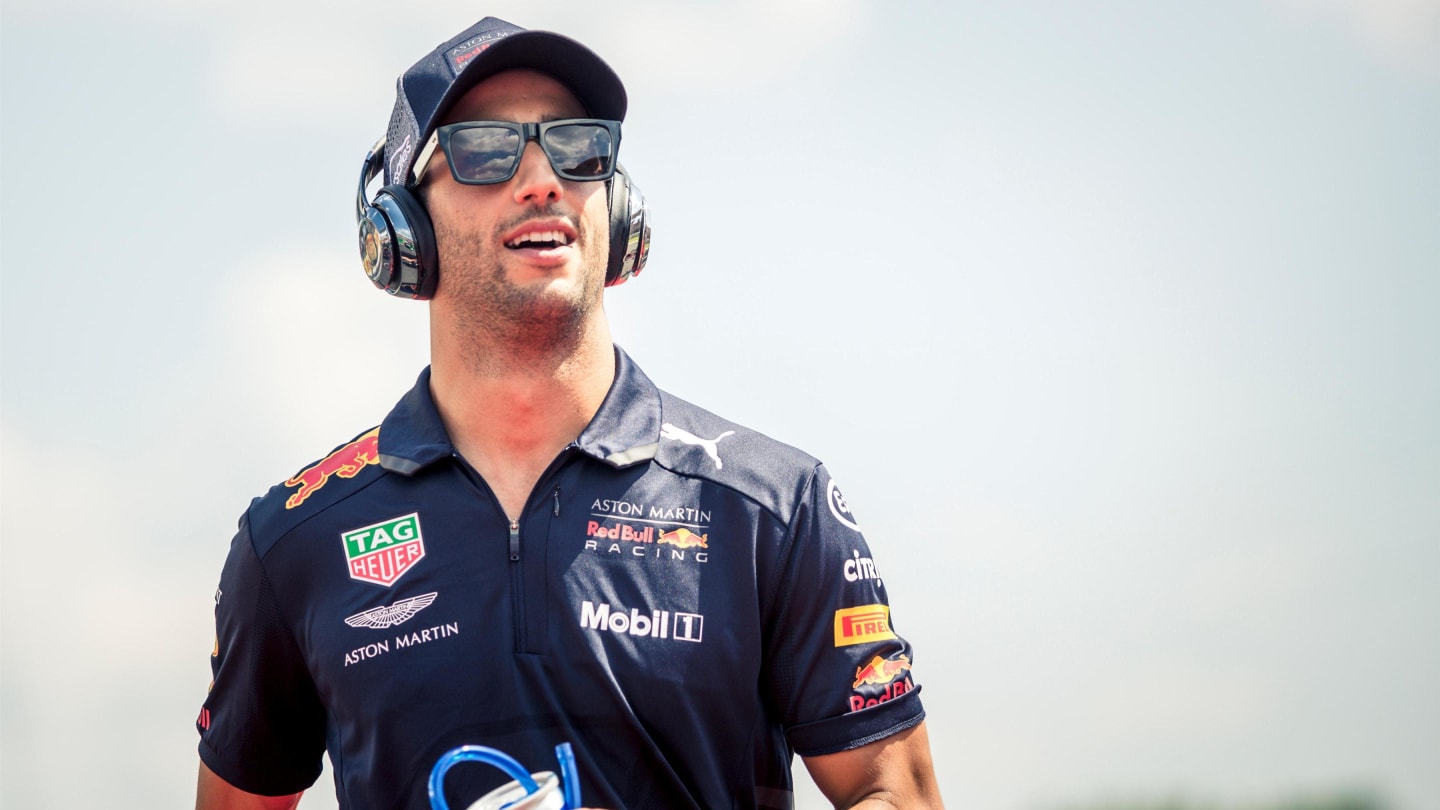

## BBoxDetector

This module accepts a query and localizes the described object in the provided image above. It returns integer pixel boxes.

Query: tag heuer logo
[341,513,425,587]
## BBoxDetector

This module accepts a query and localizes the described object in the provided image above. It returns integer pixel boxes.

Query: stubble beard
[434,206,607,375]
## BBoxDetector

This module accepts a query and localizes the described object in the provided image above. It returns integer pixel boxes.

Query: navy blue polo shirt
[199,348,924,809]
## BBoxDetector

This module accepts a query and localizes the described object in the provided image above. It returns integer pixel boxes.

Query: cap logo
[387,134,412,183]
[447,31,512,74]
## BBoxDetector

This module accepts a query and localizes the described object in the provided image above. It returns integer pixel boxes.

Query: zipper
[454,447,577,655]
[509,460,574,655]
[508,516,526,652]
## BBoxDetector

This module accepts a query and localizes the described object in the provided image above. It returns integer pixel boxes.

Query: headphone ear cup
[358,184,439,299]
[605,164,651,287]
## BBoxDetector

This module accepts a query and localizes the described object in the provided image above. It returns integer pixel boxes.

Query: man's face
[418,69,611,347]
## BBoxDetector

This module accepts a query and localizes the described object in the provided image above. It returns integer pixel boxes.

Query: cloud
[0,423,218,806]
[570,0,873,94]
[7,0,873,129]
[1273,0,1440,78]
[204,0,874,126]
[206,242,430,458]
[0,240,427,806]
[204,26,394,127]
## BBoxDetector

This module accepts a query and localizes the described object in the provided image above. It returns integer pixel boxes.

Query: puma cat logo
[660,423,735,470]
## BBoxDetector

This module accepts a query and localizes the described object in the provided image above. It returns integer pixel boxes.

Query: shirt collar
[377,345,662,476]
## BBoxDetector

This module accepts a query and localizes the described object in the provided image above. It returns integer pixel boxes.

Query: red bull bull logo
[285,428,380,509]
[852,653,911,688]
[657,527,708,549]
[848,651,916,713]
[584,522,710,563]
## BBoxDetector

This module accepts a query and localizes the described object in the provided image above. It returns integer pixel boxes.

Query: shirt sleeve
[197,510,326,795]
[763,464,926,757]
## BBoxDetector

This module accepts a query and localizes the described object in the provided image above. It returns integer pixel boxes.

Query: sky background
[2,1,1437,808]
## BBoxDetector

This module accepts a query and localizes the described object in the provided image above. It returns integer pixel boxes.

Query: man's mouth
[504,229,574,250]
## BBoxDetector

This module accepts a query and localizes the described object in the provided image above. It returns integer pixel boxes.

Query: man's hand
[801,721,944,809]
[196,760,303,810]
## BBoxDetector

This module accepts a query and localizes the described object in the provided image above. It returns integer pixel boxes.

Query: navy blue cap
[382,17,628,187]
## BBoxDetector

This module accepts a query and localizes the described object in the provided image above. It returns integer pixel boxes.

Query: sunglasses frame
[411,118,622,186]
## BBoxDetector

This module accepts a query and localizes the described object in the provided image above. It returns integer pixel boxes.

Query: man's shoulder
[244,425,388,553]
[652,390,822,521]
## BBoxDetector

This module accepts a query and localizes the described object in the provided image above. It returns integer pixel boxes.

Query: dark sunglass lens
[449,127,522,182]
[544,124,613,178]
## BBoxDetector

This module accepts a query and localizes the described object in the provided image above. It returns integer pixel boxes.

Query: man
[197,16,941,810]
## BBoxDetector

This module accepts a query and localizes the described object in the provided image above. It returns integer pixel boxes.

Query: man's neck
[428,317,616,518]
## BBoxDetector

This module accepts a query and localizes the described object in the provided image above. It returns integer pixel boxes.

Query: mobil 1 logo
[579,600,704,643]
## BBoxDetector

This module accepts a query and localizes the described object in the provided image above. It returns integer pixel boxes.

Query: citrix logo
[843,549,881,586]
[579,600,704,642]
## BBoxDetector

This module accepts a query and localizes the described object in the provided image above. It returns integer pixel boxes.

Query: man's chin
[497,261,583,292]
[501,256,604,299]
[497,273,600,319]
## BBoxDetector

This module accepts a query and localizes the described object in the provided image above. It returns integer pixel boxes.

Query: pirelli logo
[833,604,895,647]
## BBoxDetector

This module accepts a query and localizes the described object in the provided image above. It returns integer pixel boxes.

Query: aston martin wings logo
[344,592,438,629]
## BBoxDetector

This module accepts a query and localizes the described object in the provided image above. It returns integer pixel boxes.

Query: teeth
[507,230,570,248]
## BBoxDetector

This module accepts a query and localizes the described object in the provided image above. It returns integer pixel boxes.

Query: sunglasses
[412,119,621,186]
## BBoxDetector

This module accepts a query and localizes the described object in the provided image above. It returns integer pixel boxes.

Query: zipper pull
[509,518,520,561]
[553,487,561,516]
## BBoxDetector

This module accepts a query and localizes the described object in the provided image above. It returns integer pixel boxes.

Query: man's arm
[801,721,944,809]
[196,760,304,810]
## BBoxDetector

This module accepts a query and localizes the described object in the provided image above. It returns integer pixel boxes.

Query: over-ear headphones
[356,138,651,300]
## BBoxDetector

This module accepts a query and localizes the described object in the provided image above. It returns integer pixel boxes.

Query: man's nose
[510,141,563,204]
